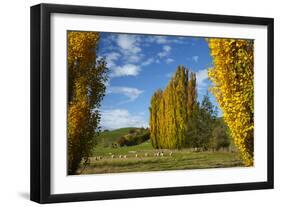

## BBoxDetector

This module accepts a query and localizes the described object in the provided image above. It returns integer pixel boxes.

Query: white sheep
[135,154,138,158]
[145,153,148,157]
[123,155,127,159]
[160,152,164,157]
[111,154,115,159]
[169,152,173,156]
[119,155,122,159]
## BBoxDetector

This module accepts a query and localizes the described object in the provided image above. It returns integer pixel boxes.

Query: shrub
[117,129,150,147]
[210,125,230,151]
[117,136,127,147]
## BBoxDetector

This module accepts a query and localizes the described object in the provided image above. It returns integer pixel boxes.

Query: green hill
[96,127,138,147]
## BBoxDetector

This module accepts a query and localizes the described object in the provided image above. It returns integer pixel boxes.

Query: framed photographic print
[30,3,274,203]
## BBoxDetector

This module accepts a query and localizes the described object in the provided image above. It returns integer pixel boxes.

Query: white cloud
[192,55,199,63]
[141,58,154,66]
[128,54,141,63]
[163,45,171,52]
[165,72,173,78]
[116,34,141,53]
[108,86,143,102]
[116,34,142,64]
[105,52,120,68]
[196,68,208,86]
[145,36,185,44]
[155,36,168,44]
[196,69,209,95]
[110,64,140,77]
[165,58,174,64]
[100,109,148,130]
[105,35,144,78]
[146,36,168,44]
[158,51,167,58]
[158,45,172,58]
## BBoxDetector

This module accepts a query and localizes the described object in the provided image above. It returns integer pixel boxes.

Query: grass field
[79,138,244,174]
[96,127,137,147]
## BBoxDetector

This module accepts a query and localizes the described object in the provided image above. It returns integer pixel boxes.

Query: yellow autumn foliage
[67,31,108,174]
[68,32,99,68]
[149,66,196,149]
[207,38,254,166]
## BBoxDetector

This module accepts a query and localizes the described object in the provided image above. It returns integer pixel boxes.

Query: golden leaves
[67,31,107,174]
[68,31,99,69]
[207,38,254,166]
[149,66,193,149]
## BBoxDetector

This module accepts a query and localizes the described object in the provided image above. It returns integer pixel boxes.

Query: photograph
[30,3,274,203]
[67,31,254,175]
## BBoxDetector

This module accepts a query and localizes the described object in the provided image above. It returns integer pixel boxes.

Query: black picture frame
[30,3,274,204]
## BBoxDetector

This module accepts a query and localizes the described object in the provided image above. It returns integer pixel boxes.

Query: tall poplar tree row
[186,72,198,147]
[208,38,254,166]
[67,32,108,174]
[149,90,163,148]
[149,66,196,149]
[187,72,197,118]
[174,67,189,148]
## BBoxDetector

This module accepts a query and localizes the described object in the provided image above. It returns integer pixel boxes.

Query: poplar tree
[187,72,197,117]
[149,66,193,149]
[174,66,189,148]
[149,90,163,148]
[208,38,254,166]
[67,31,108,174]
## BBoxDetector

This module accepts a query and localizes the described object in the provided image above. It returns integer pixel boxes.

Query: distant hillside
[96,127,138,147]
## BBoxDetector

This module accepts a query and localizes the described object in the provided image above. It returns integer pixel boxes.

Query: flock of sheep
[92,151,173,161]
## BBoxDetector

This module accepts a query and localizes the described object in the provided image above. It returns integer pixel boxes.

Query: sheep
[145,153,148,157]
[119,155,122,159]
[135,154,138,158]
[123,155,127,159]
[160,152,164,157]
[169,152,173,156]
[111,154,115,159]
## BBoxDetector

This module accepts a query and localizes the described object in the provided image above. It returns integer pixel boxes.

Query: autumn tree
[186,93,217,149]
[67,31,108,174]
[208,38,254,166]
[149,90,163,148]
[149,66,192,149]
[187,72,197,118]
[209,119,231,151]
[173,67,189,148]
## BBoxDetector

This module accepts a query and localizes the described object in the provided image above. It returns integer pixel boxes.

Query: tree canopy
[208,38,254,166]
[67,31,108,174]
[149,66,220,150]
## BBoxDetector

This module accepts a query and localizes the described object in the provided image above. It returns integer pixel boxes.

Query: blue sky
[97,32,221,130]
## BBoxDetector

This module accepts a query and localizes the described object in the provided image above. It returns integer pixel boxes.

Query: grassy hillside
[84,127,244,175]
[83,148,244,174]
[96,127,137,147]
